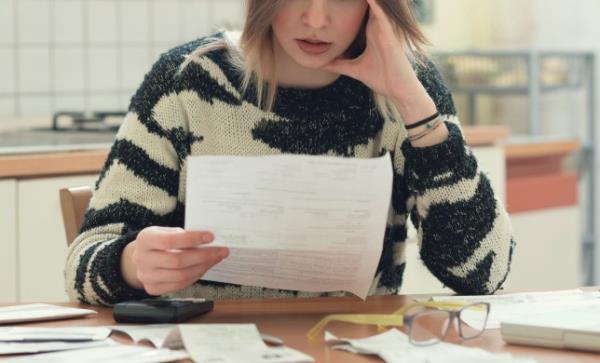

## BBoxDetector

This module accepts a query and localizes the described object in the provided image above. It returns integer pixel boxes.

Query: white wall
[421,0,494,49]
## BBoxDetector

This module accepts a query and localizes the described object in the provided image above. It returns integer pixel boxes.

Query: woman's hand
[322,0,421,103]
[324,0,447,146]
[121,226,229,296]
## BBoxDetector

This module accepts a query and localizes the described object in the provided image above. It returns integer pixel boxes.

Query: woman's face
[272,0,369,69]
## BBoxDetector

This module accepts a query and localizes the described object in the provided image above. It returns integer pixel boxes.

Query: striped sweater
[65,33,515,306]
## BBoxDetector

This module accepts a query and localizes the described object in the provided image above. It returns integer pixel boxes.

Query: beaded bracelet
[407,118,442,142]
[405,111,440,130]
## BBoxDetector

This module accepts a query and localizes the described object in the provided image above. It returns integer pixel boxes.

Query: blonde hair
[180,0,430,123]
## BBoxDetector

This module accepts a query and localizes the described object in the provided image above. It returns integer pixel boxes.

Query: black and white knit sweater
[65,33,515,306]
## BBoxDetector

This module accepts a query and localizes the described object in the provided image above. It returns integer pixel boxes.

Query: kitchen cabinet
[507,206,580,290]
[0,179,17,303]
[17,174,98,302]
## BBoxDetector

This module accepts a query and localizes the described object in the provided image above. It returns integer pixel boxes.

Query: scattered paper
[108,325,180,349]
[0,339,113,355]
[185,153,393,299]
[431,289,600,329]
[0,327,111,342]
[178,324,313,363]
[109,324,284,349]
[0,304,96,325]
[326,329,536,363]
[2,344,189,363]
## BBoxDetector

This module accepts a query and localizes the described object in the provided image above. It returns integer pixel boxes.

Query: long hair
[180,0,430,123]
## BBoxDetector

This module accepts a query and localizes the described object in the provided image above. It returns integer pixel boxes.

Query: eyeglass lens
[409,309,452,345]
[458,303,489,339]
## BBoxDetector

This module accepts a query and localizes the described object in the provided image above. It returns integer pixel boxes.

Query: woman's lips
[296,39,332,55]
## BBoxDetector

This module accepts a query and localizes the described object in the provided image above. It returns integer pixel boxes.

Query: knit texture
[65,33,515,306]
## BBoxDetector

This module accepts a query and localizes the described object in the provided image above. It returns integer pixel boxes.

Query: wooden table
[4,295,599,362]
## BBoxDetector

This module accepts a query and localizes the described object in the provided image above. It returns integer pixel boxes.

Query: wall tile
[89,94,121,111]
[182,0,213,40]
[120,0,150,43]
[17,0,51,44]
[18,47,51,93]
[54,47,85,92]
[121,46,151,89]
[53,0,84,44]
[152,0,183,43]
[89,47,119,91]
[120,90,135,109]
[18,96,52,117]
[54,95,85,112]
[87,0,118,43]
[211,0,243,31]
[0,0,15,44]
[0,97,15,117]
[0,49,15,94]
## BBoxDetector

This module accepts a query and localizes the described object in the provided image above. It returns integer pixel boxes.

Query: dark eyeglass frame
[403,302,491,346]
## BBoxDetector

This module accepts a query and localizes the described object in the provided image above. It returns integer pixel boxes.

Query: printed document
[186,153,393,299]
[2,343,189,363]
[177,324,313,363]
[325,329,537,363]
[0,304,96,325]
[431,289,600,329]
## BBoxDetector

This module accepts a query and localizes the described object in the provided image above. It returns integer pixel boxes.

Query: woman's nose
[302,0,330,29]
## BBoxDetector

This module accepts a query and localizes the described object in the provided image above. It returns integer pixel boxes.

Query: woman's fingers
[139,226,215,251]
[146,247,229,270]
[138,259,220,285]
[131,225,231,295]
[365,0,390,26]
[322,58,360,79]
[137,248,230,293]
[365,0,397,42]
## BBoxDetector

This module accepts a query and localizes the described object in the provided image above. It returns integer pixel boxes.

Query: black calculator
[113,298,214,324]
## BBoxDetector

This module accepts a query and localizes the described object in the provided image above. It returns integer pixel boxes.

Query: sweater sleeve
[399,59,515,295]
[64,51,189,306]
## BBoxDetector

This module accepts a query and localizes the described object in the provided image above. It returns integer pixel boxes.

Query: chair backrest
[59,186,93,246]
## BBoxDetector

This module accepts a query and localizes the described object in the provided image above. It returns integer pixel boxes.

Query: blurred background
[0,0,598,302]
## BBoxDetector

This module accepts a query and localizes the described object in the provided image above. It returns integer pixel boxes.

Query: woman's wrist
[392,85,449,148]
[121,241,144,290]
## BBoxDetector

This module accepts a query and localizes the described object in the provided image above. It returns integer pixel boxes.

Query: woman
[66,0,514,306]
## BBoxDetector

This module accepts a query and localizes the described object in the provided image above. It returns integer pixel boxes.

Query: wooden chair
[59,186,93,246]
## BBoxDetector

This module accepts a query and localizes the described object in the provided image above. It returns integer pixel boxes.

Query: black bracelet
[405,111,440,130]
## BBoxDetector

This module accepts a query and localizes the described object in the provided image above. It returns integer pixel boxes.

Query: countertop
[0,125,510,179]
[0,128,114,155]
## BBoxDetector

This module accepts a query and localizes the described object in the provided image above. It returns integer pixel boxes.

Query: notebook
[500,302,600,352]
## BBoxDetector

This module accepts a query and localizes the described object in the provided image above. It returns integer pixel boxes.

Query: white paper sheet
[3,344,189,363]
[185,153,393,299]
[0,339,113,355]
[325,329,536,363]
[108,324,284,350]
[108,325,179,349]
[0,327,111,342]
[431,289,600,329]
[0,304,96,325]
[178,324,313,363]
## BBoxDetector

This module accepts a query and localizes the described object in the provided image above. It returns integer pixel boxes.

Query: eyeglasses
[307,300,490,346]
[402,301,490,346]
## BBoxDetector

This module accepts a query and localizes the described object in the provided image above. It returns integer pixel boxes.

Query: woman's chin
[292,54,335,70]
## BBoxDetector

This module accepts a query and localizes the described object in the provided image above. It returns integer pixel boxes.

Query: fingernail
[203,233,213,243]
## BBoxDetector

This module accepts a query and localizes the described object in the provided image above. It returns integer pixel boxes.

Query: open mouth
[296,39,332,55]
